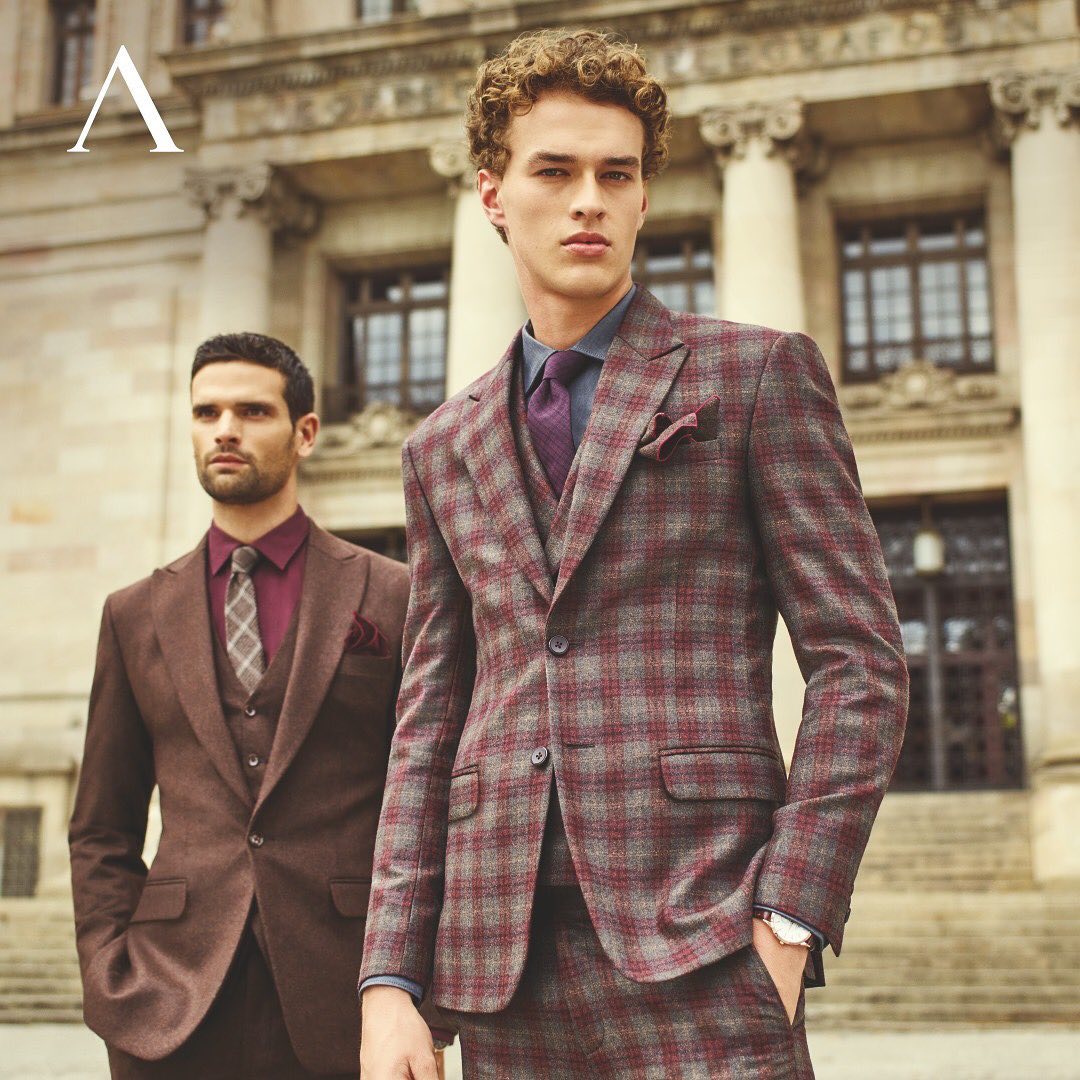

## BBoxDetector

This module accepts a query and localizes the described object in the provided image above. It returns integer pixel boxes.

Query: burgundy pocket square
[637,396,722,462]
[343,613,390,658]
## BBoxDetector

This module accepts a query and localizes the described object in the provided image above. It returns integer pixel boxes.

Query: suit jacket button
[547,635,569,656]
[244,705,256,717]
[249,832,264,848]
[247,754,260,768]
[531,747,550,767]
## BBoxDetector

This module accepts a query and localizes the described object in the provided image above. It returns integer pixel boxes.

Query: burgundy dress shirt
[207,507,310,662]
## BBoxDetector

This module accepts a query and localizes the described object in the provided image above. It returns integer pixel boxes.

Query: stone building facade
[0,0,1077,915]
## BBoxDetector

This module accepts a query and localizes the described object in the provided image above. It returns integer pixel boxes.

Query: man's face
[478,91,649,305]
[191,361,312,506]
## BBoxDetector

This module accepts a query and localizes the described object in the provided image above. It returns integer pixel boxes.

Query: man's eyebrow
[192,398,278,409]
[526,151,641,169]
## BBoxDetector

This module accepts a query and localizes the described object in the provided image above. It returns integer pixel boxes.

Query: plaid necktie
[226,545,266,693]
[527,350,591,497]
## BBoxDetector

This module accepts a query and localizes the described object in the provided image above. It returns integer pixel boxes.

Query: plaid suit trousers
[445,886,814,1079]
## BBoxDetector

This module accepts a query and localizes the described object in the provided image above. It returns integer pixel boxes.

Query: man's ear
[638,185,649,231]
[295,412,319,458]
[477,168,508,231]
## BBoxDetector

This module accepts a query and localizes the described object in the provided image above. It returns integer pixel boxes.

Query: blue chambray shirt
[520,283,638,449]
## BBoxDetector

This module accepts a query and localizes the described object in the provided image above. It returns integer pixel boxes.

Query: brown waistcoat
[212,612,299,804]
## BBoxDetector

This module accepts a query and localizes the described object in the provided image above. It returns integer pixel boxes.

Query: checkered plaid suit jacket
[360,287,908,1013]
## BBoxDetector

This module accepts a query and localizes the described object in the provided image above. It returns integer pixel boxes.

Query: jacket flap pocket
[330,878,372,918]
[129,878,187,923]
[660,748,785,802]
[447,768,479,823]
[337,652,393,677]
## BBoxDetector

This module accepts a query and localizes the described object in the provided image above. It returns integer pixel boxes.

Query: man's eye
[245,406,268,416]
[605,172,632,182]
[538,168,566,177]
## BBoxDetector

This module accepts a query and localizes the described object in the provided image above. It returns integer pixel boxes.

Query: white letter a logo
[68,46,183,153]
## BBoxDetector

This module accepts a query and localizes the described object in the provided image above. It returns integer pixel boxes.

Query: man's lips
[563,233,610,257]
[210,455,247,466]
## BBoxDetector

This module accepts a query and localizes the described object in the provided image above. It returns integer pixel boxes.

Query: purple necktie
[527,350,591,497]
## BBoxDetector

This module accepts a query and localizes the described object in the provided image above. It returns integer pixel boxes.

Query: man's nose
[570,176,605,219]
[213,411,240,443]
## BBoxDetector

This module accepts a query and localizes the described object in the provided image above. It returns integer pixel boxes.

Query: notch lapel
[553,289,688,607]
[151,539,250,809]
[254,525,371,813]
[459,336,554,605]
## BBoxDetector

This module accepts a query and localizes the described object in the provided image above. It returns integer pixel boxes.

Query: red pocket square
[344,613,390,657]
[637,396,722,462]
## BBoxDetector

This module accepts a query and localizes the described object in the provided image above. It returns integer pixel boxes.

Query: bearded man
[70,333,450,1079]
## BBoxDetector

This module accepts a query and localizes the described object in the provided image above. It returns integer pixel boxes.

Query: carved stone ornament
[989,67,1080,149]
[319,402,424,455]
[429,141,475,195]
[839,358,1017,443]
[842,358,999,411]
[699,99,828,186]
[184,165,320,237]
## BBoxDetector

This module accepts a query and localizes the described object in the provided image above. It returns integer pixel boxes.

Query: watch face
[770,914,812,946]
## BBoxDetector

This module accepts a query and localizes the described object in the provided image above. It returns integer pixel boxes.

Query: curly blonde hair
[465,28,671,180]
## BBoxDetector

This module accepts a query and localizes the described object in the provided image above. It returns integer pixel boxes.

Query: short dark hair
[191,332,315,424]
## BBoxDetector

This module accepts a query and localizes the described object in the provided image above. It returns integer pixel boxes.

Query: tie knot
[542,350,590,387]
[231,545,260,575]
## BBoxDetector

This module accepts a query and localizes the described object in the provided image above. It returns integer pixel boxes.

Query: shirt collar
[521,283,637,395]
[208,506,310,576]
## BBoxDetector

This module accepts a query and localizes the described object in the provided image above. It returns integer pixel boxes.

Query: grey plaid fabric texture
[225,545,266,693]
[526,350,592,496]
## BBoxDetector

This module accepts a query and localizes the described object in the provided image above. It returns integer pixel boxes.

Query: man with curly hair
[359,27,907,1079]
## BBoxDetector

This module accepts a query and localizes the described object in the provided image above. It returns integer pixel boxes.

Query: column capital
[429,141,475,195]
[699,99,828,186]
[989,67,1080,149]
[183,165,320,238]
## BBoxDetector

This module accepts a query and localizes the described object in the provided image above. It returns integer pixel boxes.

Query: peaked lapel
[553,288,688,606]
[151,538,250,809]
[253,524,371,812]
[458,334,554,605]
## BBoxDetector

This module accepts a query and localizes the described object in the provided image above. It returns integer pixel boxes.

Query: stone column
[701,102,827,764]
[185,165,319,339]
[700,100,826,334]
[991,68,1080,881]
[430,143,527,396]
[165,166,319,554]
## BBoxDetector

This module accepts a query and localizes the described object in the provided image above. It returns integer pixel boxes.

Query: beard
[196,444,294,506]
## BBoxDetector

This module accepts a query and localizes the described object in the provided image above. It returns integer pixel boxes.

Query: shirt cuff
[358,974,424,1005]
[753,905,827,950]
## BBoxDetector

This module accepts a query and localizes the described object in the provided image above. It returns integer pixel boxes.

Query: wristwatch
[755,909,814,948]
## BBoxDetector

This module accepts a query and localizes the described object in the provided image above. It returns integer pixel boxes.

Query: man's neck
[525,278,633,350]
[211,485,298,544]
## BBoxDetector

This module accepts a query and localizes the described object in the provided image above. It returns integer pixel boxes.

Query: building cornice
[163,0,1051,101]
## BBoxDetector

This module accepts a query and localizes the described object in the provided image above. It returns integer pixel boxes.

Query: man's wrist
[359,974,424,1006]
[753,905,824,949]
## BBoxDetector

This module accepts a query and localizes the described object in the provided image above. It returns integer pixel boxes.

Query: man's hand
[750,916,808,1024]
[360,985,438,1079]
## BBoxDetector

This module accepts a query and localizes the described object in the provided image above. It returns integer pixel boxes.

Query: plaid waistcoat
[510,355,578,889]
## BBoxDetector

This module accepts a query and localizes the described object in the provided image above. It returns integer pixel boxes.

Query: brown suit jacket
[69,522,422,1073]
